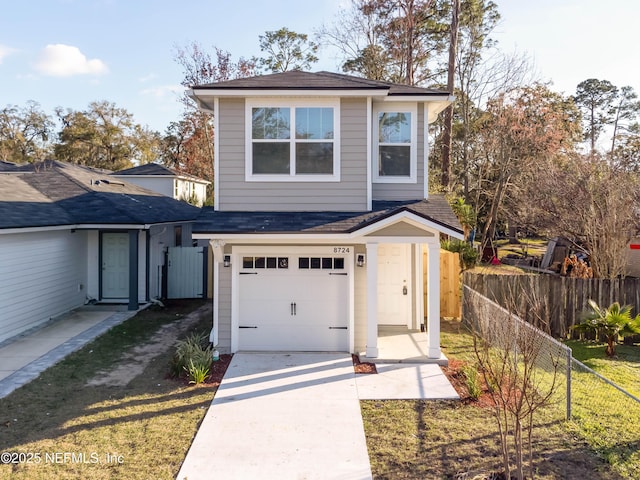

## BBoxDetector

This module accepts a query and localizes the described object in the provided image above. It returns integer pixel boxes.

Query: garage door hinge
[329,272,348,276]
[239,326,258,329]
[239,272,258,275]
[329,327,348,330]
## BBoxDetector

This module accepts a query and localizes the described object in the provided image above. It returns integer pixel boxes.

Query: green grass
[566,340,640,396]
[563,338,640,479]
[0,299,216,480]
[362,318,625,479]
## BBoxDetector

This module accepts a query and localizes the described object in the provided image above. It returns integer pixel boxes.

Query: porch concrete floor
[361,326,449,366]
[0,305,139,399]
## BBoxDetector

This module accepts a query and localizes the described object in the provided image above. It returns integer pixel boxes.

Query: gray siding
[372,102,426,201]
[354,244,367,352]
[0,230,88,344]
[218,97,368,211]
[217,264,232,352]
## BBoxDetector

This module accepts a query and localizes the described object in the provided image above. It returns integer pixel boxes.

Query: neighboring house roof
[193,197,463,236]
[0,161,201,230]
[190,70,450,97]
[0,161,33,172]
[112,163,211,185]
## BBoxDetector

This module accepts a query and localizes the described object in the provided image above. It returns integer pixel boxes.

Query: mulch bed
[441,358,495,407]
[352,354,378,374]
[205,354,233,385]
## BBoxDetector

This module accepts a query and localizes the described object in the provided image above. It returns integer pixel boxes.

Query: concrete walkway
[0,307,139,399]
[177,353,373,480]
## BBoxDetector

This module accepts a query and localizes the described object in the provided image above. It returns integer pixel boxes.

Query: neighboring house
[188,71,463,361]
[111,163,211,207]
[626,237,640,277]
[0,160,201,344]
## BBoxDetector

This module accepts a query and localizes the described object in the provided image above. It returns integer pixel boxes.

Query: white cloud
[34,44,108,77]
[0,44,17,64]
[140,84,185,98]
[138,73,157,83]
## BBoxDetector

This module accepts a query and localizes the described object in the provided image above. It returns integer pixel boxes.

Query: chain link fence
[462,286,570,423]
[462,285,640,478]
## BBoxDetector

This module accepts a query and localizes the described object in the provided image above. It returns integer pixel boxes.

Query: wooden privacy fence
[424,249,461,318]
[463,272,640,338]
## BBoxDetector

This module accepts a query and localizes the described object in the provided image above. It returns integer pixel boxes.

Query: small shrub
[170,331,212,381]
[185,359,211,384]
[441,239,479,271]
[463,364,482,400]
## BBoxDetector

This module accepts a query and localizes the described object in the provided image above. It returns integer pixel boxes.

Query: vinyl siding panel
[373,102,426,201]
[354,244,367,352]
[0,230,88,343]
[217,97,368,211]
[217,265,232,353]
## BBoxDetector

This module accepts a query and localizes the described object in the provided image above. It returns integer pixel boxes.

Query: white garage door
[237,251,350,351]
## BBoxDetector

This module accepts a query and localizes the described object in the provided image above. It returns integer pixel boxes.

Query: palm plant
[574,300,640,356]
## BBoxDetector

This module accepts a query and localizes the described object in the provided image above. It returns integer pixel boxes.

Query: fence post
[566,348,572,420]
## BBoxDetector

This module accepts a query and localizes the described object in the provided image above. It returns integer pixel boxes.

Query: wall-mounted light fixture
[356,253,366,267]
[223,254,231,267]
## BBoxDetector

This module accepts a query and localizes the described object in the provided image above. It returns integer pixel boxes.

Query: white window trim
[373,102,418,184]
[245,98,341,182]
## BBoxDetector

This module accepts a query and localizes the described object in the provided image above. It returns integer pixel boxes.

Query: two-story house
[189,71,463,362]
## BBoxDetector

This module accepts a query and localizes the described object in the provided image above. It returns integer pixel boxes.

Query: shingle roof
[191,70,450,96]
[112,163,211,184]
[0,161,201,230]
[193,196,462,236]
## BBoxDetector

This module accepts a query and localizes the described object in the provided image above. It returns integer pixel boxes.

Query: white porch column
[209,240,225,347]
[426,241,441,358]
[366,242,379,358]
[414,243,425,330]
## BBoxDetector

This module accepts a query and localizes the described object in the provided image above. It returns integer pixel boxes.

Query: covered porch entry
[352,209,462,364]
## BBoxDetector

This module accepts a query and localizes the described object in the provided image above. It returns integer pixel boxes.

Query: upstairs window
[374,104,417,183]
[247,100,340,181]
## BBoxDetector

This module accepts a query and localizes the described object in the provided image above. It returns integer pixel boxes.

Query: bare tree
[465,287,565,479]
[317,0,450,85]
[517,153,640,278]
[169,43,256,187]
[440,0,460,190]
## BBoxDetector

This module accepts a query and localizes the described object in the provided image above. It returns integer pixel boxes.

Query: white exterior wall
[175,179,208,206]
[86,230,100,301]
[148,225,172,299]
[0,230,88,343]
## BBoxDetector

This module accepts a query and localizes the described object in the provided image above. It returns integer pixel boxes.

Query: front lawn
[361,319,628,479]
[565,339,640,397]
[0,300,224,480]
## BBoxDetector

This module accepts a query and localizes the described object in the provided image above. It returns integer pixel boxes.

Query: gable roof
[112,163,211,184]
[191,71,449,96]
[0,161,201,230]
[193,196,462,238]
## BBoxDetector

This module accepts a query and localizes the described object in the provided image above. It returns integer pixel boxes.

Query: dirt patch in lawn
[87,302,212,387]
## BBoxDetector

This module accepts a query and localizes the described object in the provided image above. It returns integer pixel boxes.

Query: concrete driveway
[176,353,373,480]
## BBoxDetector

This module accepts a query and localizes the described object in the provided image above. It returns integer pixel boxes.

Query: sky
[1,0,639,134]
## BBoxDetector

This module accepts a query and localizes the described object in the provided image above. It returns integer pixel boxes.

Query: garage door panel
[239,324,348,351]
[236,252,350,352]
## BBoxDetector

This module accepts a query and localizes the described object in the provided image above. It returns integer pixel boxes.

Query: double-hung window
[247,99,340,181]
[374,103,417,183]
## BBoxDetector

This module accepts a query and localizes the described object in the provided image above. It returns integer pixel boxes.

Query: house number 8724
[333,247,350,253]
